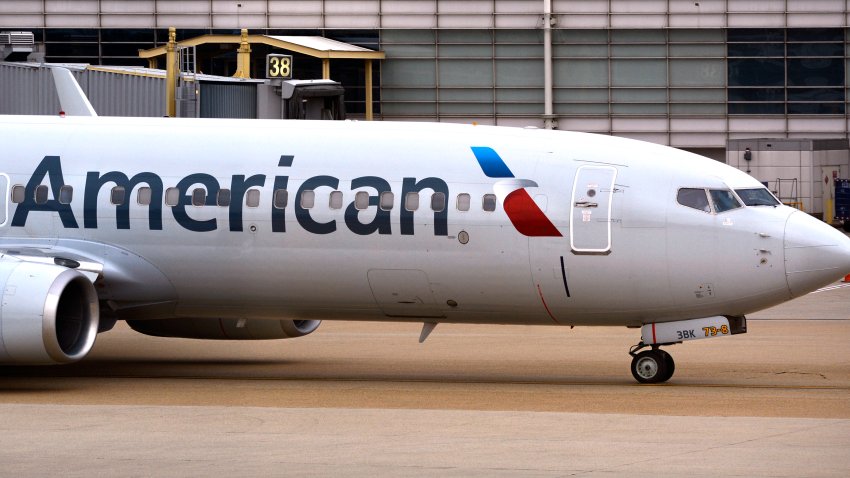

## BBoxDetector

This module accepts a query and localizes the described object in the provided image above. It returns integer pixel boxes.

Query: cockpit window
[709,189,742,213]
[677,188,711,212]
[735,188,780,206]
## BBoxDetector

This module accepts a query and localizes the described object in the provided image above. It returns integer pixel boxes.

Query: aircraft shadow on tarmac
[0,357,718,388]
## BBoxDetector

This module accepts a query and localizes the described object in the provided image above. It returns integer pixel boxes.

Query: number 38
[268,56,291,78]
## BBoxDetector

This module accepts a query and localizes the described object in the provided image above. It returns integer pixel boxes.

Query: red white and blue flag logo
[471,146,562,237]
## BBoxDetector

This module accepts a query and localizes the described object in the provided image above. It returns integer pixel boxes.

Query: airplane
[1,67,849,384]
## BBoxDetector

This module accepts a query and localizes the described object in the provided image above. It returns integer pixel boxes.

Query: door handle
[574,201,598,208]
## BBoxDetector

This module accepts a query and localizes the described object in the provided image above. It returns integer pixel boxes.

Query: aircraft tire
[630,350,670,384]
[658,349,675,382]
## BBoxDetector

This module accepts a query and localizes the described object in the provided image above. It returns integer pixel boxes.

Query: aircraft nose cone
[784,211,850,297]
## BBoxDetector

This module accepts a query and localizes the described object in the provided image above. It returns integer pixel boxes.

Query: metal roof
[87,65,266,83]
[2,62,263,83]
[264,36,377,54]
[138,34,385,60]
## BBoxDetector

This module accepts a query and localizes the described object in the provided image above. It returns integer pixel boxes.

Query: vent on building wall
[1,31,35,61]
[0,31,34,45]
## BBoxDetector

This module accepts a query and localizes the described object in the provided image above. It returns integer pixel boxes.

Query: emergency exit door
[570,166,617,254]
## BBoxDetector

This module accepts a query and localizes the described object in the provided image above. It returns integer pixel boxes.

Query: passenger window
[11,185,25,203]
[431,192,446,212]
[165,187,179,206]
[379,191,394,211]
[59,185,73,204]
[300,190,315,209]
[273,189,288,209]
[191,188,206,206]
[354,191,369,210]
[35,185,49,205]
[482,194,497,212]
[217,188,231,207]
[405,192,419,211]
[110,186,126,205]
[677,188,710,213]
[329,191,343,209]
[710,189,742,213]
[456,193,470,211]
[137,187,152,205]
[246,188,260,208]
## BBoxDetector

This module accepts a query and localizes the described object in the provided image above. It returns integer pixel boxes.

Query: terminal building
[2,1,850,215]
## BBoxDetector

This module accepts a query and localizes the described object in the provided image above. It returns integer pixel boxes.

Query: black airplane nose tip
[784,211,850,297]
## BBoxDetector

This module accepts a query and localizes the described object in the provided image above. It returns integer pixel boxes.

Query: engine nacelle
[126,317,321,340]
[0,260,100,364]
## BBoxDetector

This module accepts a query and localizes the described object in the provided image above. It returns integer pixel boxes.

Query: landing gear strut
[629,343,675,384]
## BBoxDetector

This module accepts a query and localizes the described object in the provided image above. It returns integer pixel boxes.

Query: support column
[322,58,330,79]
[165,27,177,118]
[365,59,373,121]
[542,0,556,130]
[235,28,251,78]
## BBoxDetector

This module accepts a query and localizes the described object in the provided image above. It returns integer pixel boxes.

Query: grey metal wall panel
[199,82,257,119]
[82,71,166,117]
[2,64,260,119]
[1,63,166,117]
[4,1,849,30]
[0,63,61,115]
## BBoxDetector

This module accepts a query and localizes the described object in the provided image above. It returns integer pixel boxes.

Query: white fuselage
[2,115,849,328]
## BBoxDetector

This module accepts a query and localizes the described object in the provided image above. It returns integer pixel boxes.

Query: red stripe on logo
[504,189,562,237]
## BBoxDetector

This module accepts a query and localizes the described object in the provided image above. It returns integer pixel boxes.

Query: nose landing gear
[629,343,675,384]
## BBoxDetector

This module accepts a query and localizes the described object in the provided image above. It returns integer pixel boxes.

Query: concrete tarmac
[1,282,849,476]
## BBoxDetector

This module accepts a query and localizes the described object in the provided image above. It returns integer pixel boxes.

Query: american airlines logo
[471,147,561,237]
[11,151,561,238]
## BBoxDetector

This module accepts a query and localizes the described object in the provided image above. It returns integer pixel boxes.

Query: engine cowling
[126,318,321,340]
[0,260,100,364]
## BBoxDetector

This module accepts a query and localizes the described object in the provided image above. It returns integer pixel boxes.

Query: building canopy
[138,29,383,119]
[138,34,385,62]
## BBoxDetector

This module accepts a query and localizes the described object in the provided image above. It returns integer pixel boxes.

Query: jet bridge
[258,79,345,120]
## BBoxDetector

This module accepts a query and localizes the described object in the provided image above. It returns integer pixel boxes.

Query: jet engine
[0,260,100,364]
[126,317,321,340]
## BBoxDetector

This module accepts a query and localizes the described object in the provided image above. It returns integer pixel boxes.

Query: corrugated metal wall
[0,63,166,117]
[1,63,260,118]
[0,63,62,115]
[81,70,166,117]
[200,82,257,119]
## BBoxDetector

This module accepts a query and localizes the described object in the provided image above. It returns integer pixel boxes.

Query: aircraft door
[570,166,617,254]
[0,174,8,226]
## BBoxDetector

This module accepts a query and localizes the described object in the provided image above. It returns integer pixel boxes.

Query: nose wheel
[629,345,675,384]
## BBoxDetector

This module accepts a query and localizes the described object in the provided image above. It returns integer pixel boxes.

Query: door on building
[570,166,617,254]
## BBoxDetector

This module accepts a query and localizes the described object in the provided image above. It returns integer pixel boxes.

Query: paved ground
[1,282,849,476]
[1,405,848,477]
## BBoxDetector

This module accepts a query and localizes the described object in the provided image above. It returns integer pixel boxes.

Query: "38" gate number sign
[266,54,293,79]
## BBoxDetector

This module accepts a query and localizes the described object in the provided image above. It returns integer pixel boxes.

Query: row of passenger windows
[9,184,500,213]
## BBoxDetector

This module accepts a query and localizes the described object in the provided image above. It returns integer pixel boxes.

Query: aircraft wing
[0,246,103,282]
